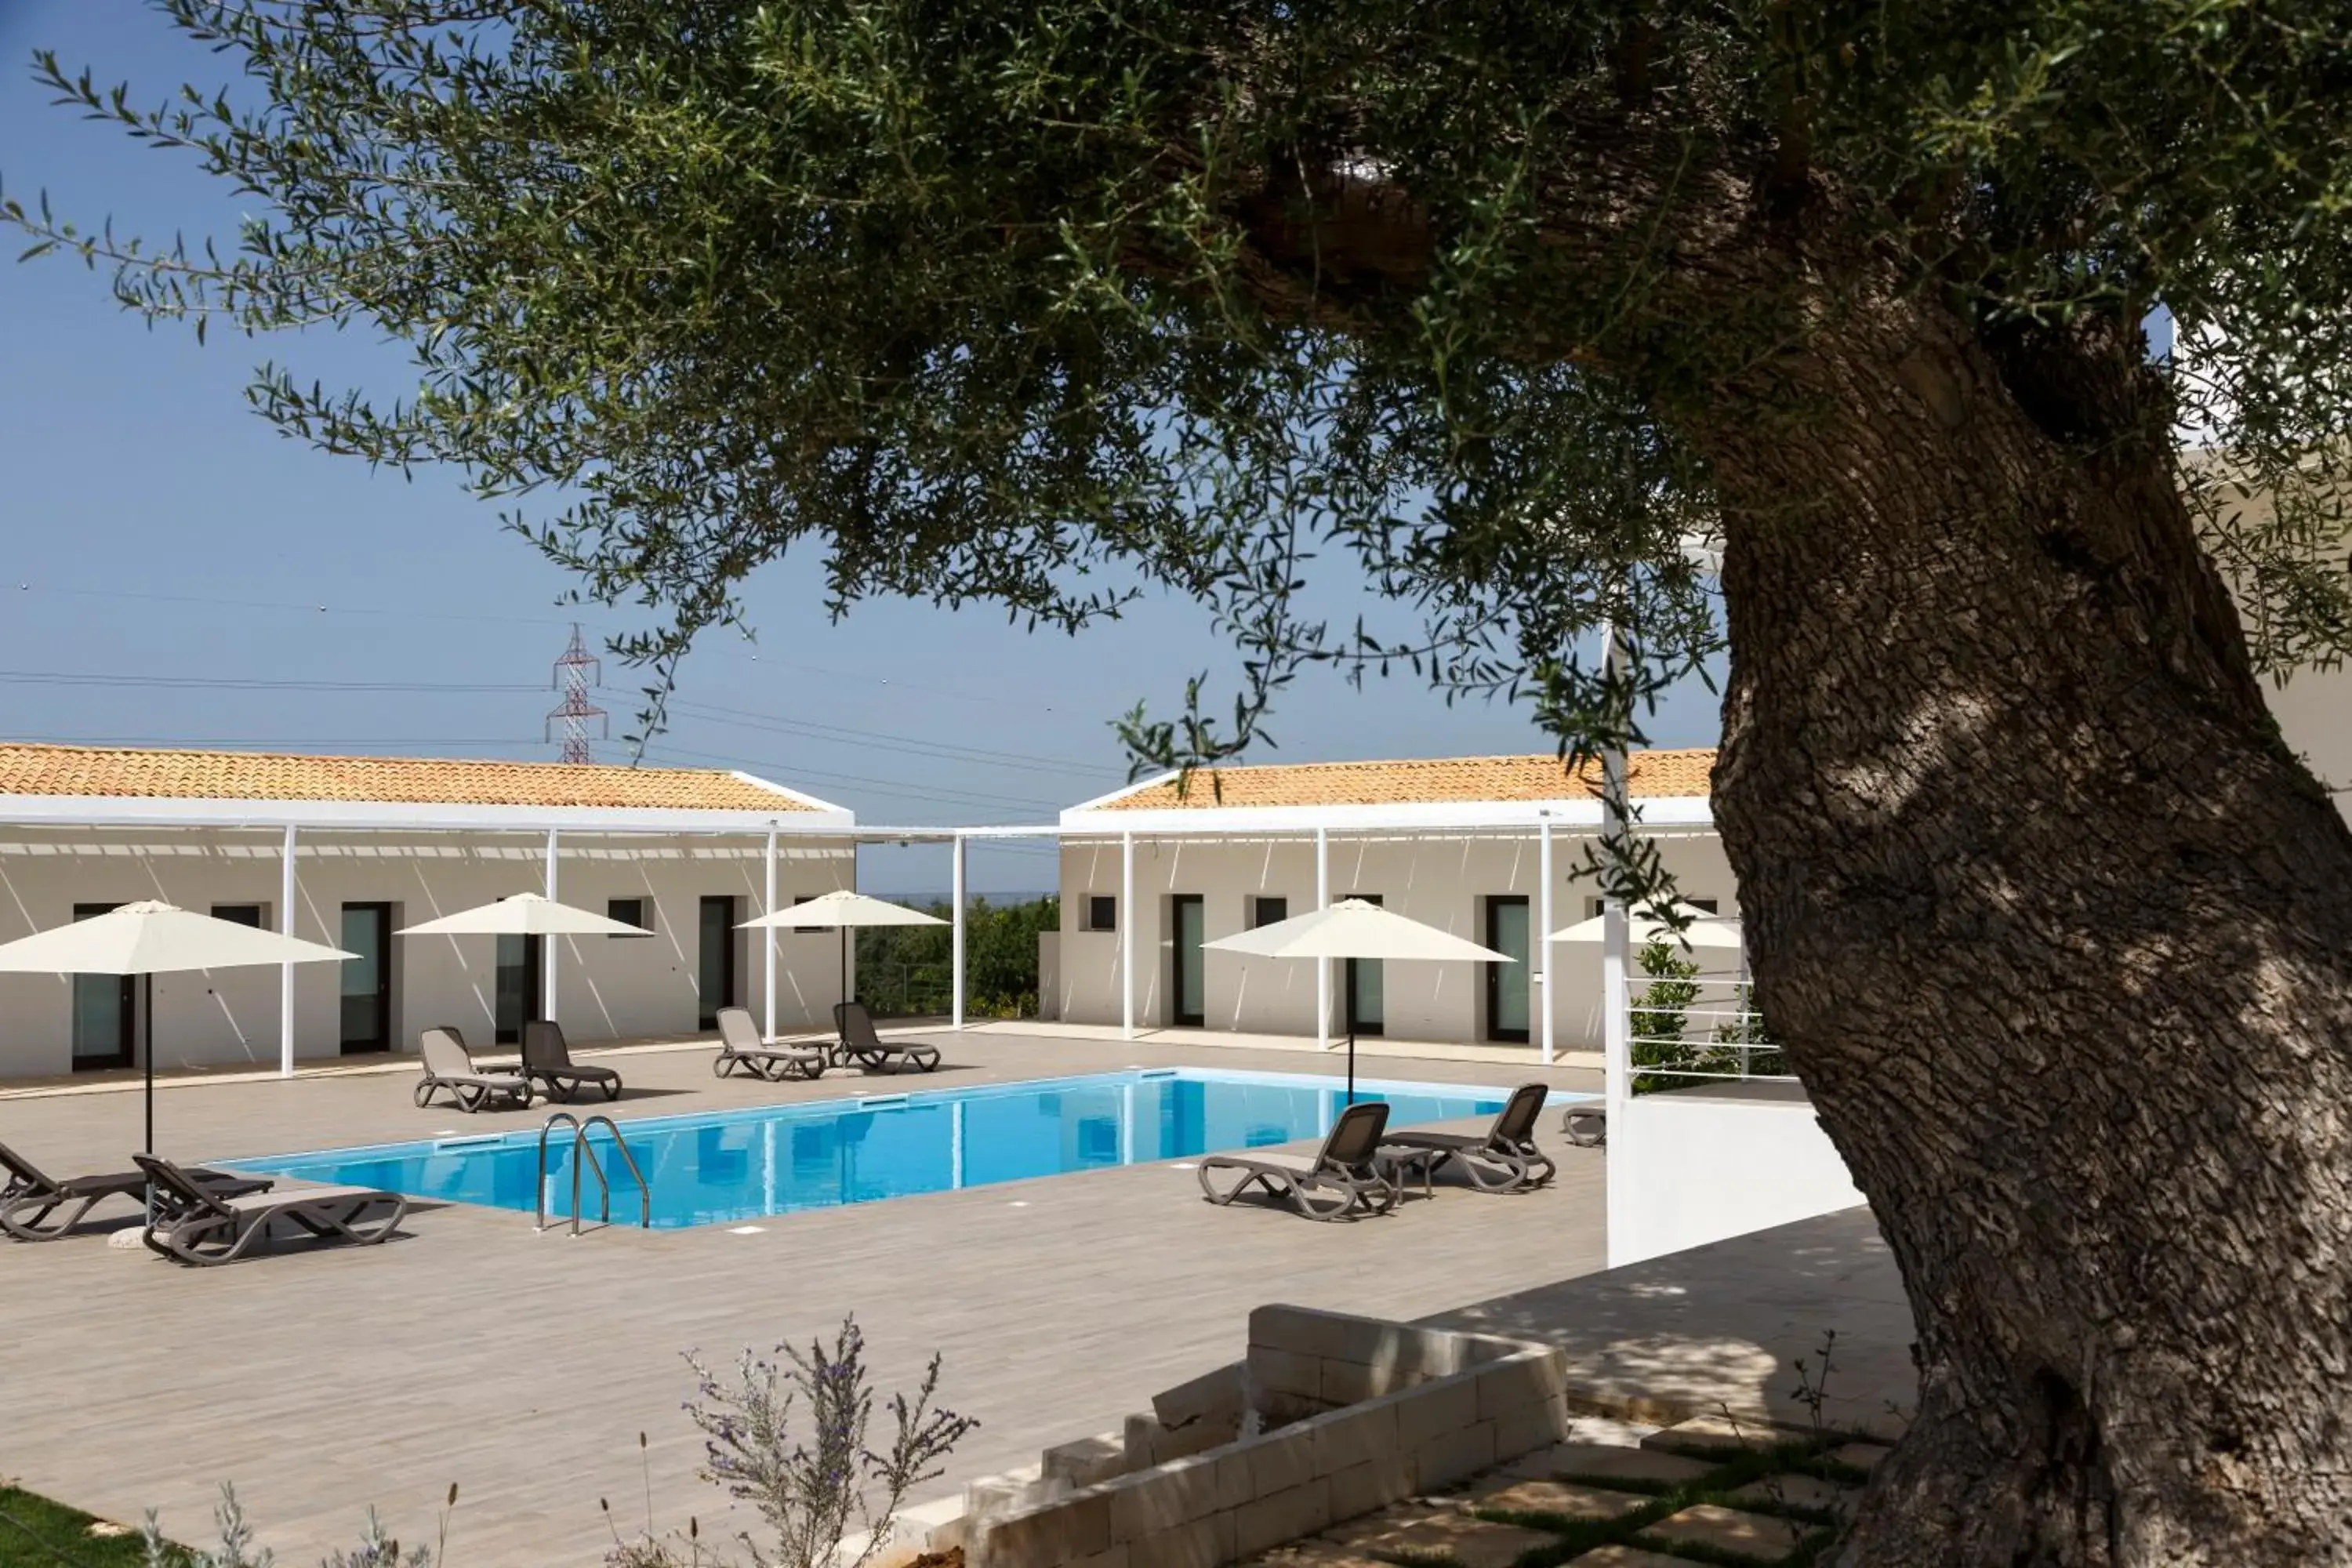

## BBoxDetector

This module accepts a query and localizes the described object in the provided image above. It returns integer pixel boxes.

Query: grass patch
[0,1486,169,1568]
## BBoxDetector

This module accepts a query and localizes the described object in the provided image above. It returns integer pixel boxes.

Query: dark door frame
[339,902,395,1055]
[494,932,545,1044]
[1344,893,1385,1038]
[1170,894,1205,1027]
[70,902,135,1071]
[699,895,739,1030]
[1484,895,1531,1043]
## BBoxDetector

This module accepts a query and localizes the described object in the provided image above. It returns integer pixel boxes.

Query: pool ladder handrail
[535,1112,651,1235]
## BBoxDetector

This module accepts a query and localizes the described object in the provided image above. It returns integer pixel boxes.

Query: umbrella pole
[143,971,156,1224]
[1347,1025,1356,1108]
[143,971,155,1155]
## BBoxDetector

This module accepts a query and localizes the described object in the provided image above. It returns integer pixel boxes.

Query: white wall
[0,827,855,1078]
[2265,662,2352,815]
[1605,1091,1867,1268]
[1053,830,1738,1049]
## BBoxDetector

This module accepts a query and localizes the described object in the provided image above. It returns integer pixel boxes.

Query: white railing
[1627,975,1797,1085]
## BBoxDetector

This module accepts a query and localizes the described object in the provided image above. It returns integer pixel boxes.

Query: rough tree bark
[1699,288,2352,1564]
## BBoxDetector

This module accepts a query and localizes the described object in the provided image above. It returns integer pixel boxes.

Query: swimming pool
[230,1069,1565,1229]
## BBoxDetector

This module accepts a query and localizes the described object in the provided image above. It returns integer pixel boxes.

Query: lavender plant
[141,1485,437,1568]
[684,1318,977,1568]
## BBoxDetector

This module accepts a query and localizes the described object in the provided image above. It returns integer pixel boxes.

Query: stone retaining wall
[969,1305,1573,1568]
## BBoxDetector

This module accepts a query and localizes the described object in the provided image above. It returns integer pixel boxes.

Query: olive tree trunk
[1694,297,2352,1564]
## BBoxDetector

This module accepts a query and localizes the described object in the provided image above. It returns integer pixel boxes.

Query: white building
[1045,749,1728,1055]
[0,743,860,1079]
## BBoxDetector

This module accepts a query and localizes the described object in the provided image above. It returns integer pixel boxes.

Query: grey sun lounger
[521,1020,623,1103]
[1381,1081,1558,1192]
[0,1139,271,1242]
[134,1154,405,1266]
[415,1025,534,1112]
[712,1006,829,1081]
[832,1002,942,1073]
[1196,1101,1400,1221]
[1563,1102,1607,1148]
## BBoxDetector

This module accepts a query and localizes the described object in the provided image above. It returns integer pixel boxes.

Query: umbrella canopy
[0,900,354,1157]
[1207,899,1510,1104]
[0,899,353,975]
[1204,898,1509,964]
[397,892,649,938]
[738,890,946,1014]
[737,890,946,930]
[1548,901,1745,949]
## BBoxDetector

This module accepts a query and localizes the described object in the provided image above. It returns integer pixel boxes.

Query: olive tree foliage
[5,0,2350,869]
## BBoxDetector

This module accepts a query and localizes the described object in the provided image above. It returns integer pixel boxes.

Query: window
[607,897,652,935]
[211,903,267,928]
[1084,895,1117,933]
[1248,895,1289,929]
[1687,898,1721,913]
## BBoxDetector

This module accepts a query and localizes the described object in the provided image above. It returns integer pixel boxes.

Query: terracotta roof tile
[1094,748,1716,811]
[0,742,822,812]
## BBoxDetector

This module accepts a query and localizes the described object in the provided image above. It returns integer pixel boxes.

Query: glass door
[699,895,739,1029]
[339,902,394,1054]
[1345,894,1385,1037]
[494,933,544,1044]
[1485,895,1531,1042]
[69,902,133,1071]
[1171,895,1205,1026]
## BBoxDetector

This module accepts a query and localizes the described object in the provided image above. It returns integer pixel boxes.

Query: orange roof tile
[0,742,824,812]
[1094,749,1716,811]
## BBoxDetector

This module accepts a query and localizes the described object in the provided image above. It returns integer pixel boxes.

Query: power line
[2,732,538,749]
[638,742,1064,817]
[661,696,1125,779]
[3,579,1068,713]
[0,670,541,694]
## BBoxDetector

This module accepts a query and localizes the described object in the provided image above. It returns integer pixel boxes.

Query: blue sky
[0,2,1724,894]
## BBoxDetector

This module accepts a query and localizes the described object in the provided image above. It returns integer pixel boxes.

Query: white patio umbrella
[0,900,354,1154]
[1206,898,1510,1105]
[397,891,651,938]
[739,890,946,1014]
[1548,901,1746,949]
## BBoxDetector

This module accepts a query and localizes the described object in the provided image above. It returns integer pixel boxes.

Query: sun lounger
[1380,1081,1558,1192]
[1196,1101,1400,1221]
[711,1006,829,1081]
[521,1020,623,1103]
[133,1154,405,1266]
[0,1139,271,1242]
[1563,1102,1607,1148]
[414,1025,534,1112]
[831,1002,942,1073]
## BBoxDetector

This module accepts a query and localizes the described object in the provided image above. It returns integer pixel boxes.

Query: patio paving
[0,1028,1606,1564]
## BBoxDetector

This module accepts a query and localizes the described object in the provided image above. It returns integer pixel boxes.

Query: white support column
[1538,817,1555,1065]
[543,827,560,1025]
[1120,830,1136,1040]
[950,833,967,1031]
[1602,621,1633,1113]
[279,824,298,1077]
[763,829,779,1042]
[1314,826,1331,1051]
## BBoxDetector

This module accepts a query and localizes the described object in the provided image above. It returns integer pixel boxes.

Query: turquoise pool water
[230,1069,1553,1229]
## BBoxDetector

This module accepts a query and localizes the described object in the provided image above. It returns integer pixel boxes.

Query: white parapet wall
[1606,1089,1867,1269]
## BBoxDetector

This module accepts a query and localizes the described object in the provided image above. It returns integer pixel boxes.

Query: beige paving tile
[1641,1414,1791,1456]
[1831,1440,1892,1474]
[1641,1502,1814,1561]
[1730,1473,1862,1513]
[1324,1509,1562,1568]
[1502,1442,1713,1486]
[1465,1478,1649,1520]
[1563,1548,1696,1567]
